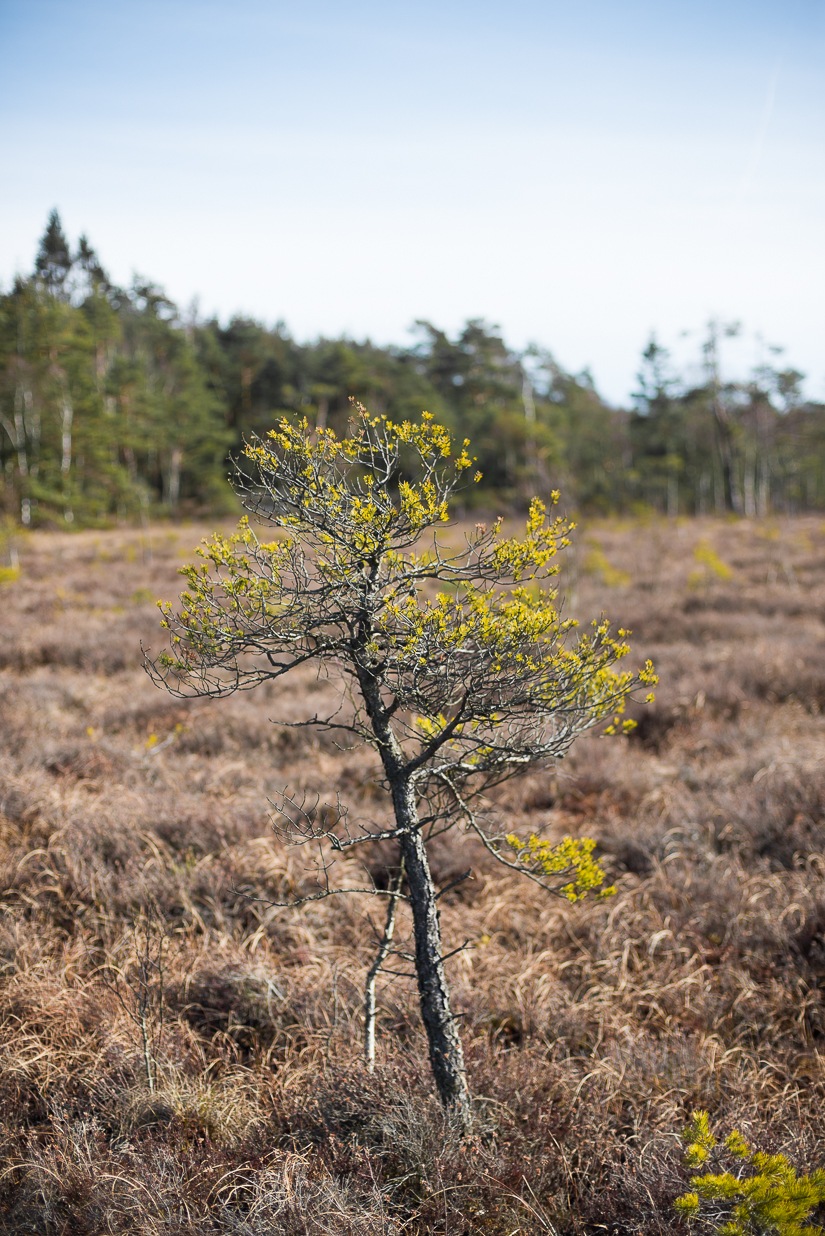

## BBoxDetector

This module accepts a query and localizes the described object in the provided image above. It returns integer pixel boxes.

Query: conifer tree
[34,209,72,299]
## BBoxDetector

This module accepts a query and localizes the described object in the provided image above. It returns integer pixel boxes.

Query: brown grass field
[0,514,823,1234]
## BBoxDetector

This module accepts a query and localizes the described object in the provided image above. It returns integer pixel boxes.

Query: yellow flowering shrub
[675,1111,825,1236]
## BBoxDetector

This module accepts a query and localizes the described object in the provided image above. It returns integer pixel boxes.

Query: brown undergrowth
[0,516,822,1233]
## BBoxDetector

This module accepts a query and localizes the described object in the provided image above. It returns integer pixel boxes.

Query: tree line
[1,211,822,527]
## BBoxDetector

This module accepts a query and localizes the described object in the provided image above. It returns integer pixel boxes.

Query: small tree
[147,409,655,1127]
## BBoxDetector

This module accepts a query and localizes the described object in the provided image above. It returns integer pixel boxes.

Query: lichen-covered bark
[360,665,471,1127]
[395,781,470,1127]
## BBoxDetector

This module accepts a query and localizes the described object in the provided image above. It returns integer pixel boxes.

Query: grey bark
[60,387,74,523]
[60,394,73,477]
[22,387,39,478]
[398,803,470,1127]
[166,447,182,513]
[358,663,471,1127]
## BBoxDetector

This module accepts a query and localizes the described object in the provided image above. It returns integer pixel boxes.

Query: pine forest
[2,211,823,530]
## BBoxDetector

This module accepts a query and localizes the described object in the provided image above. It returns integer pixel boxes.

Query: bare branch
[234,884,411,911]
[436,870,473,900]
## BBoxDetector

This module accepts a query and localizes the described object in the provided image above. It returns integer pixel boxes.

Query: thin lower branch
[235,883,410,910]
[364,857,405,1072]
[436,870,473,900]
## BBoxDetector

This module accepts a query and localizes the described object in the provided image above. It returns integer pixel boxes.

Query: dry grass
[0,515,822,1233]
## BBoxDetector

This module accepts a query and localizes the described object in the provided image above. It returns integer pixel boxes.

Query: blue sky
[1,0,823,403]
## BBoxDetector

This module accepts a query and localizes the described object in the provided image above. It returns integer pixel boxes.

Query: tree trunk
[60,390,74,523]
[21,387,40,478]
[166,447,182,514]
[391,775,471,1128]
[12,386,28,479]
[358,659,471,1127]
[713,407,738,514]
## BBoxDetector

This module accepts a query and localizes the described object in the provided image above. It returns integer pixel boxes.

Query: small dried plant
[100,906,169,1093]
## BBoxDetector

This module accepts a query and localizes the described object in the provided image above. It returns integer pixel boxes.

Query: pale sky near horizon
[1,0,823,404]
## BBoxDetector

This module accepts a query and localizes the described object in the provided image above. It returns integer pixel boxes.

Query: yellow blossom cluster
[152,411,655,770]
[505,833,616,901]
[675,1110,825,1236]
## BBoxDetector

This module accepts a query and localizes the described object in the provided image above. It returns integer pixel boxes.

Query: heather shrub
[0,515,822,1233]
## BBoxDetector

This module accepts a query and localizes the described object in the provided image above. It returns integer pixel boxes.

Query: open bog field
[0,515,823,1235]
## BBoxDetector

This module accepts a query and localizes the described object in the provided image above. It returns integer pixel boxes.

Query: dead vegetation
[0,515,822,1234]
